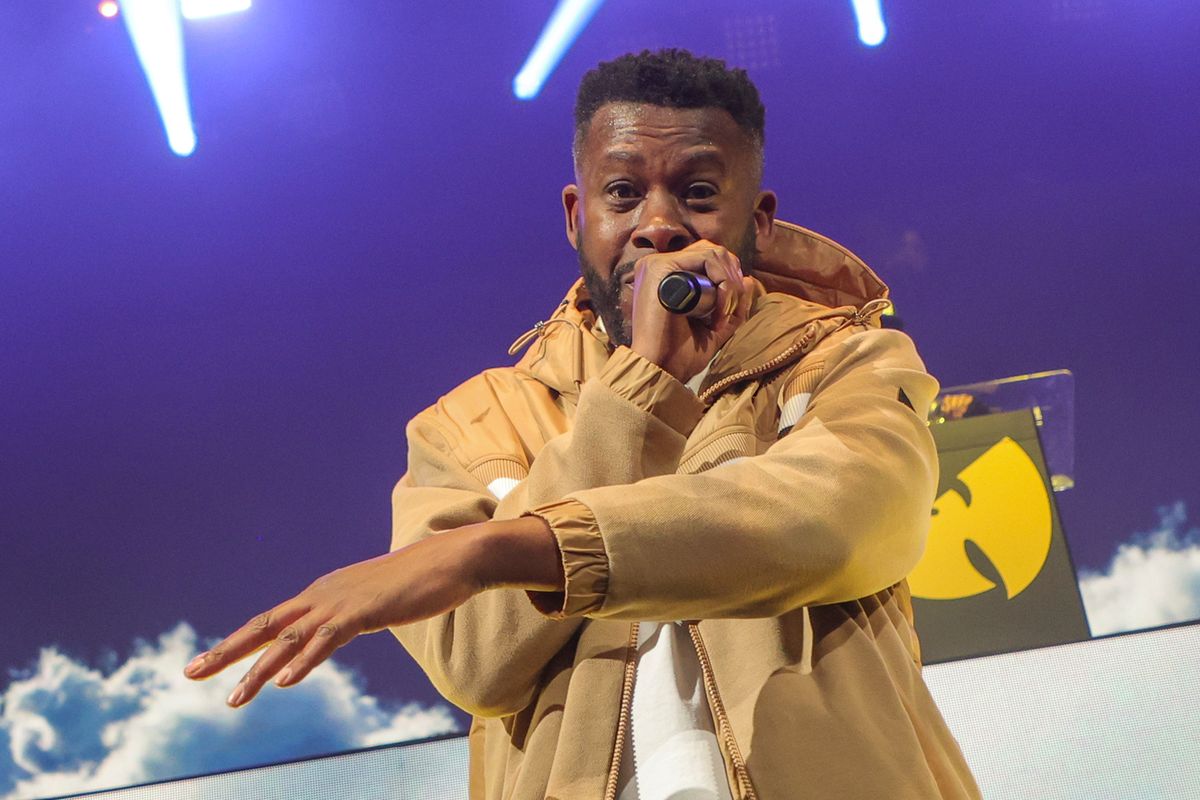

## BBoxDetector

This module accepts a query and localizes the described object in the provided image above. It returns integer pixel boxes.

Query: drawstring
[571,325,583,389]
[852,298,893,327]
[799,606,814,675]
[507,318,575,356]
[507,321,542,356]
[507,317,587,390]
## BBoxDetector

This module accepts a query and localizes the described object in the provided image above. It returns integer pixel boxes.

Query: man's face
[562,102,776,346]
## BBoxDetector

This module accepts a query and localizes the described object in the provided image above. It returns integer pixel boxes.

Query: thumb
[733,275,756,322]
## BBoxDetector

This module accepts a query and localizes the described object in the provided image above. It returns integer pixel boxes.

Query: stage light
[850,0,887,46]
[120,0,197,156]
[513,0,605,100]
[98,1,119,18]
[180,0,252,20]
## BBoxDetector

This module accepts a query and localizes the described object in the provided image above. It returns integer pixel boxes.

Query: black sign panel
[910,410,1090,663]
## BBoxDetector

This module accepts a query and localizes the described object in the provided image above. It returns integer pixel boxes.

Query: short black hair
[573,48,765,170]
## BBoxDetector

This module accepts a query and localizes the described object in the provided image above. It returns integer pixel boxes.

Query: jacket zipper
[688,623,758,800]
[603,622,641,800]
[599,309,885,799]
[699,303,887,405]
[699,340,806,405]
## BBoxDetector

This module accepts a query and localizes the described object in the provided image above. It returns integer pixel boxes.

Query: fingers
[733,274,756,322]
[273,619,354,689]
[184,603,308,682]
[184,601,365,708]
[630,239,750,382]
[714,277,738,320]
[646,239,743,320]
[687,240,744,321]
[223,618,313,707]
[220,614,359,707]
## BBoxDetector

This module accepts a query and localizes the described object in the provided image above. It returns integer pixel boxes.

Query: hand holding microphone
[629,239,754,384]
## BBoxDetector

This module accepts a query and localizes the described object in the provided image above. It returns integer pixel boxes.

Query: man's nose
[631,190,693,252]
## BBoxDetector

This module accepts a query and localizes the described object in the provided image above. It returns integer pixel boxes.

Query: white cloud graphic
[1079,502,1200,636]
[0,623,457,800]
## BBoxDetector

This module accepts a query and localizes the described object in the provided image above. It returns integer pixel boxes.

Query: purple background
[2,0,1198,724]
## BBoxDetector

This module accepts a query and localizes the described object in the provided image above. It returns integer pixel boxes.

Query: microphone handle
[657,271,717,318]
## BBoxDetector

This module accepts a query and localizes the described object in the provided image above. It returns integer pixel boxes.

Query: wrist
[630,339,691,384]
[594,346,706,435]
[466,517,564,592]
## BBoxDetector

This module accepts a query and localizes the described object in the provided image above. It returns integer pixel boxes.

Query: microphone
[657,271,716,318]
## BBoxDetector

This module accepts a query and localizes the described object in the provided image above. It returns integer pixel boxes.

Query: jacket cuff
[523,499,608,618]
[595,346,705,435]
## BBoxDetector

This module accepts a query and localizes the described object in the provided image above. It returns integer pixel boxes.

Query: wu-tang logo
[908,437,1052,600]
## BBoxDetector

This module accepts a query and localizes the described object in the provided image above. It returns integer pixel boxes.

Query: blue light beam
[850,0,887,47]
[121,0,197,156]
[513,0,606,100]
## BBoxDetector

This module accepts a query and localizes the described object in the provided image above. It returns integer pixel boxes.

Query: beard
[578,225,759,348]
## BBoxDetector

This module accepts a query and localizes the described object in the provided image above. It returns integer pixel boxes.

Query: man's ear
[562,184,581,251]
[753,190,778,252]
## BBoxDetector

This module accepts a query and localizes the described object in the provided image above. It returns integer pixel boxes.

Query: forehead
[577,102,752,170]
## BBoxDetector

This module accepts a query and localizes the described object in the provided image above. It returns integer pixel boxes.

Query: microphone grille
[658,272,702,313]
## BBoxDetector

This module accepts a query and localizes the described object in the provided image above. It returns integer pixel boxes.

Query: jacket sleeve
[525,326,941,621]
[389,350,705,717]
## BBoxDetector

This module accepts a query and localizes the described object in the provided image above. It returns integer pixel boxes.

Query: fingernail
[227,686,244,707]
[185,655,206,675]
[275,668,293,687]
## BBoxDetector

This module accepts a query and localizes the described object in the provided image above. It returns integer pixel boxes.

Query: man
[185,50,981,799]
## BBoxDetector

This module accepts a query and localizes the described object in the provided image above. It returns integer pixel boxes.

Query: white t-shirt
[615,621,733,800]
[615,357,733,800]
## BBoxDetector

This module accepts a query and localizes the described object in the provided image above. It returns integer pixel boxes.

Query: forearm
[528,329,942,622]
[555,418,932,619]
[468,516,562,591]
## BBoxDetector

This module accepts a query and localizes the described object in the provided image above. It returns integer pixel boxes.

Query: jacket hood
[755,220,888,309]
[510,221,890,398]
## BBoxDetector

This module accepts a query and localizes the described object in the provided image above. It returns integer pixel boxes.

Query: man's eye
[685,184,717,201]
[605,182,639,200]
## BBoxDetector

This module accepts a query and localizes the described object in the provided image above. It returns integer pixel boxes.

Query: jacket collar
[510,221,890,399]
[754,220,888,309]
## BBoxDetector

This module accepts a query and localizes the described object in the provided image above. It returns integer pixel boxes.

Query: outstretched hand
[185,517,562,708]
[183,527,486,707]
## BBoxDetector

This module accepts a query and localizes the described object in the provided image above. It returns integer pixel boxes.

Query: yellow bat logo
[908,436,1052,600]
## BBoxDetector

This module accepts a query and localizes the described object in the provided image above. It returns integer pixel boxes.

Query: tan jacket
[390,222,981,799]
